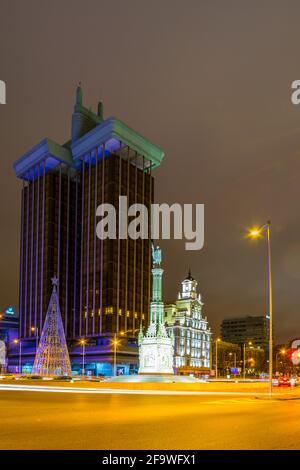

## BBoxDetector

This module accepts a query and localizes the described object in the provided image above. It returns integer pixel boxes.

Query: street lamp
[229,352,237,368]
[112,329,139,377]
[248,221,273,396]
[31,326,39,352]
[79,339,86,376]
[275,348,286,373]
[112,333,120,377]
[13,339,22,374]
[112,328,139,376]
[215,338,221,379]
[243,341,252,380]
[119,328,140,336]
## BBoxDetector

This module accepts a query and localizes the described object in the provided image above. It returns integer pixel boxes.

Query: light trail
[0,383,270,397]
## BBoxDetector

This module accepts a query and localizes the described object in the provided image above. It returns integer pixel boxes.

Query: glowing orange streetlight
[79,339,86,376]
[113,329,139,375]
[276,348,287,372]
[247,221,273,396]
[215,338,221,379]
[12,339,22,373]
[31,326,39,352]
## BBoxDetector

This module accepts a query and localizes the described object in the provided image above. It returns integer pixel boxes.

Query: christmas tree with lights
[32,277,72,376]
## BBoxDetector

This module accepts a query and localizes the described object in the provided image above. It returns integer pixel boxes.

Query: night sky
[1,1,300,342]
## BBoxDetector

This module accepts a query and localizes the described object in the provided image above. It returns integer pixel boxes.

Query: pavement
[0,381,300,450]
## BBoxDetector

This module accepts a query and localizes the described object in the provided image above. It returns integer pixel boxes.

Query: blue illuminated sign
[5,307,14,315]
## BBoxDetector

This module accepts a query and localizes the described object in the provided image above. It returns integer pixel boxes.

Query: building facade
[221,316,269,351]
[0,306,19,372]
[165,272,211,375]
[11,86,164,375]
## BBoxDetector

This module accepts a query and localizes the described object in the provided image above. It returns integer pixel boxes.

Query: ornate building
[138,246,174,375]
[165,271,211,376]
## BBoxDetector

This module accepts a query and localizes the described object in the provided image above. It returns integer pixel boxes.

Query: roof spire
[76,82,83,107]
[97,100,104,120]
[185,268,194,281]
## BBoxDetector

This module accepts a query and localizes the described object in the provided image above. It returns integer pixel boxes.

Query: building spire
[97,100,104,120]
[76,82,83,107]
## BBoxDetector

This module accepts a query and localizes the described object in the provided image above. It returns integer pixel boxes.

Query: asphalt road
[0,390,299,450]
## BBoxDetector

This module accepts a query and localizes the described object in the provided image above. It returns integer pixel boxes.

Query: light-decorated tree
[32,277,72,376]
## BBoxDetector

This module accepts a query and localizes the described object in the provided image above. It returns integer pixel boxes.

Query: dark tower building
[11,86,164,375]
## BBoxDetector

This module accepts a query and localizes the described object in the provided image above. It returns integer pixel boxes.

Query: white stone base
[138,337,174,375]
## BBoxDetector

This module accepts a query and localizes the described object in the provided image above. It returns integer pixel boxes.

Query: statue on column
[152,244,161,267]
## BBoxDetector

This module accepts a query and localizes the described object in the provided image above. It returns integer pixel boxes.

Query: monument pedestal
[138,331,174,375]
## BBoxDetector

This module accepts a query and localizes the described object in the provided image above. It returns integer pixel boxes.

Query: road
[0,388,300,450]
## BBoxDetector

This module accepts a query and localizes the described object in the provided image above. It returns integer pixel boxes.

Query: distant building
[221,316,269,351]
[212,340,265,377]
[0,306,19,371]
[211,340,241,377]
[0,341,5,372]
[165,271,211,376]
[0,306,19,343]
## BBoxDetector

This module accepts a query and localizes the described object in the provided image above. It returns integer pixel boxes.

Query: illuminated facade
[165,271,211,375]
[12,85,164,374]
[138,246,174,374]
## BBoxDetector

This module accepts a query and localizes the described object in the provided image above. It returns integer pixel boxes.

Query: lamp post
[113,329,139,376]
[215,338,221,379]
[248,221,273,396]
[79,339,86,376]
[229,352,237,368]
[275,348,286,373]
[243,341,252,380]
[112,333,118,377]
[31,326,39,353]
[13,339,22,374]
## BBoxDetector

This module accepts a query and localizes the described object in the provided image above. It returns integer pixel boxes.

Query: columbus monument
[138,245,174,374]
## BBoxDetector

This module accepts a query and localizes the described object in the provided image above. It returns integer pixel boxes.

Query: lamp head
[248,227,262,239]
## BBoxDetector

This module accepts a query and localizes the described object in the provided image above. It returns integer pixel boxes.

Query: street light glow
[246,220,273,396]
[248,227,261,238]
